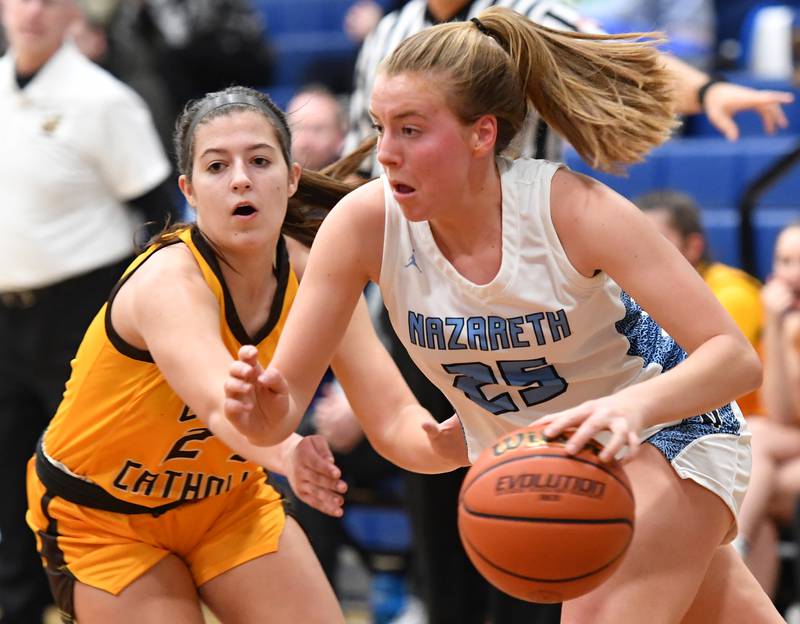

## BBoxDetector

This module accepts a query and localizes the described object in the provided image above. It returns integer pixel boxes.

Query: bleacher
[253,0,375,108]
[565,76,800,281]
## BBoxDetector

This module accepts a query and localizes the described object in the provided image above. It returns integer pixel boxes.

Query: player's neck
[429,165,502,259]
[427,0,471,22]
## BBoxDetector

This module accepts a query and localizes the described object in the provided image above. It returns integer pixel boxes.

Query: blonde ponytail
[382,7,679,172]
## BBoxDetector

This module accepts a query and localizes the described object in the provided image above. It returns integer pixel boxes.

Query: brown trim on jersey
[38,492,77,623]
[36,437,188,516]
[189,225,291,345]
[103,237,185,363]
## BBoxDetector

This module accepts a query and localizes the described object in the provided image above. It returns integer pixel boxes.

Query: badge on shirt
[41,115,62,135]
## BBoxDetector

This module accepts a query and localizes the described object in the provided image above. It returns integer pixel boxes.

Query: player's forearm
[660,53,708,115]
[366,405,464,474]
[616,334,761,428]
[206,406,302,468]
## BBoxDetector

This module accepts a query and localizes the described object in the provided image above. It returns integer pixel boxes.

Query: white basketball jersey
[379,157,686,462]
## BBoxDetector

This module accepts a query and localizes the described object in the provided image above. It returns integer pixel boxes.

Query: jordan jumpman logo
[405,249,422,272]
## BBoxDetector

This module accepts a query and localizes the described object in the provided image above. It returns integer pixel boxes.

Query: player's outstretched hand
[538,398,642,462]
[421,414,470,467]
[224,345,289,445]
[285,434,348,517]
[704,82,794,141]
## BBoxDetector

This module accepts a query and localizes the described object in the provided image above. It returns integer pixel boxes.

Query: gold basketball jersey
[42,226,298,508]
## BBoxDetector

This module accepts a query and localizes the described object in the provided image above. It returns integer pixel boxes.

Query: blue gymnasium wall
[565,80,800,281]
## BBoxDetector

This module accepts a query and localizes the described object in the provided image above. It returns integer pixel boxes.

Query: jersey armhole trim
[103,239,185,363]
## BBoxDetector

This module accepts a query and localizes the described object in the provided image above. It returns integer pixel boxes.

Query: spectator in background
[637,190,763,417]
[67,0,274,152]
[286,85,347,171]
[636,190,763,349]
[733,222,800,600]
[575,0,716,69]
[0,0,175,621]
[68,0,175,153]
[713,0,800,71]
[344,0,407,44]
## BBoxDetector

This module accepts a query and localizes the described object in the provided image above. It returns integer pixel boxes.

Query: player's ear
[471,115,498,158]
[684,232,705,266]
[178,175,196,208]
[287,162,302,198]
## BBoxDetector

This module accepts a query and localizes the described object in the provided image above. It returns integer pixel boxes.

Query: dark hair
[635,190,711,262]
[151,86,372,249]
[381,6,678,172]
[174,86,292,179]
[288,83,348,134]
[636,190,703,237]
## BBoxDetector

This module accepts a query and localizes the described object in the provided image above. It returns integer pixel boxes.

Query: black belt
[0,290,39,308]
[1,257,134,310]
[35,437,187,517]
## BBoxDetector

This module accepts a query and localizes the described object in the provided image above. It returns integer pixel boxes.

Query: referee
[0,1,176,621]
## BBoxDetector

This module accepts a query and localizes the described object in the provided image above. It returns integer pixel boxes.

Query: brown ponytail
[283,136,376,246]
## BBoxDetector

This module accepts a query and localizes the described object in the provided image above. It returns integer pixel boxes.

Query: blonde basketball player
[223,9,785,624]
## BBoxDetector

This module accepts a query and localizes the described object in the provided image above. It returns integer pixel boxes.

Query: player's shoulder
[128,242,204,297]
[331,178,385,224]
[317,179,386,257]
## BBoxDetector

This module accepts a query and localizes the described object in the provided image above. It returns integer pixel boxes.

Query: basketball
[457,423,635,603]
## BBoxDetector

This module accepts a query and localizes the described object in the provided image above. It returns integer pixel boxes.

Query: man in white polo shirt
[0,1,173,621]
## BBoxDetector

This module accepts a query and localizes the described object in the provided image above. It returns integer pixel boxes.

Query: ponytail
[283,136,376,246]
[383,7,678,172]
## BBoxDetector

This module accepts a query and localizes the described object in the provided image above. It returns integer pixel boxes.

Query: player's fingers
[299,471,346,494]
[757,103,788,134]
[626,431,641,457]
[542,407,587,439]
[598,429,626,462]
[223,378,251,399]
[258,367,289,394]
[768,102,789,128]
[228,360,256,382]
[223,398,254,417]
[707,110,739,141]
[302,493,344,518]
[304,437,343,481]
[564,428,594,455]
[307,433,335,462]
[237,344,259,365]
[759,91,795,105]
[421,420,440,438]
[299,483,345,517]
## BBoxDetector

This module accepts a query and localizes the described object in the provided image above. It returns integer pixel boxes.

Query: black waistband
[1,257,133,310]
[35,438,186,517]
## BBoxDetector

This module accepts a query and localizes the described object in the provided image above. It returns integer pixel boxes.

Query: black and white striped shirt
[344,0,599,176]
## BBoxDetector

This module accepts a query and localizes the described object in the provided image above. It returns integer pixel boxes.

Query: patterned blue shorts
[645,402,751,541]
